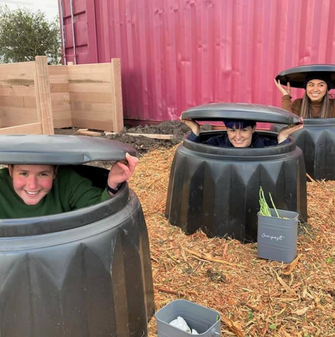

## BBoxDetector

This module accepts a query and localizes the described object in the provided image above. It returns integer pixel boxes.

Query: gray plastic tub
[257,208,299,263]
[156,299,221,337]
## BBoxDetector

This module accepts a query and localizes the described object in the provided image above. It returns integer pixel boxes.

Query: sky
[0,0,59,21]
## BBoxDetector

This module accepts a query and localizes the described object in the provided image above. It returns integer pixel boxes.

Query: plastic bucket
[257,208,299,263]
[155,299,221,336]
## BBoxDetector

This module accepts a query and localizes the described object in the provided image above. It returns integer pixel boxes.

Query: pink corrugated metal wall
[59,0,335,123]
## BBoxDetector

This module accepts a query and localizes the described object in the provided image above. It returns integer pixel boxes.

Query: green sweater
[0,166,110,219]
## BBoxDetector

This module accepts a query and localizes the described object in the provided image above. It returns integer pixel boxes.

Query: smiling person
[274,72,335,118]
[182,119,303,148]
[0,153,138,219]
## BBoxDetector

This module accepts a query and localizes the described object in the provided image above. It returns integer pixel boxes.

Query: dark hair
[303,72,332,91]
[224,120,256,129]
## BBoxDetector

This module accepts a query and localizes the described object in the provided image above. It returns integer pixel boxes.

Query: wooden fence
[0,56,123,135]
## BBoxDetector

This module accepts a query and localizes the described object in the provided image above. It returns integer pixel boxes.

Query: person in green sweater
[0,153,138,219]
[274,72,335,118]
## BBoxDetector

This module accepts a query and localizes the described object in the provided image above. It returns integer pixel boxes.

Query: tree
[0,6,61,64]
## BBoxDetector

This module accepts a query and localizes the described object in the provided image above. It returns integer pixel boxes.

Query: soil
[55,120,192,156]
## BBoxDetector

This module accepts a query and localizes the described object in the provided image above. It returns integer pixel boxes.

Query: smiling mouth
[25,190,39,195]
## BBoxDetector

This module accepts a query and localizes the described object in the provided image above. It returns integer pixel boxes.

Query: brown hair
[299,92,334,118]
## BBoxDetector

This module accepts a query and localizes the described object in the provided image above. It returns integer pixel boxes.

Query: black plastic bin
[275,64,335,180]
[165,103,307,242]
[272,118,335,180]
[0,135,155,337]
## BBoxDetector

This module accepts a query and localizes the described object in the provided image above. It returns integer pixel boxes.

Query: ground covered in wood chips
[56,123,335,336]
[128,146,335,337]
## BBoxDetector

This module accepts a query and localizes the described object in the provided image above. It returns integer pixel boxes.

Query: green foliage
[259,186,281,218]
[247,311,254,321]
[259,186,272,217]
[0,6,61,64]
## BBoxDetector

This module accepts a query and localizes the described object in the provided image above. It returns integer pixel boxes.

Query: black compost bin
[165,103,307,242]
[0,135,154,337]
[272,118,335,180]
[275,64,335,180]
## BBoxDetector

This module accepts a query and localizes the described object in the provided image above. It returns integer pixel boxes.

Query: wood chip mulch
[129,145,335,337]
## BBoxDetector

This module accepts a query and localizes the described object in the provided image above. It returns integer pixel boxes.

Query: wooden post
[109,58,124,132]
[34,56,54,135]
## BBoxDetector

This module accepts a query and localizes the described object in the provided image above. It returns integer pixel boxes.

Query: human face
[306,79,327,102]
[8,165,57,205]
[227,125,255,147]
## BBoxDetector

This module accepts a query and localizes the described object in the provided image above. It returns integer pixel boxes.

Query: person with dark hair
[274,72,335,118]
[182,119,302,148]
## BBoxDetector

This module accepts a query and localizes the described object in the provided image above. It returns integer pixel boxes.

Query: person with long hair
[274,72,335,118]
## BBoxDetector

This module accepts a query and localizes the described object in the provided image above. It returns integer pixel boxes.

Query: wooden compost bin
[0,56,54,135]
[0,57,123,134]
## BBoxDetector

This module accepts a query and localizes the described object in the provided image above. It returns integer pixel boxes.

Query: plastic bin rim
[275,64,335,89]
[0,134,136,165]
[181,103,302,125]
[182,132,299,158]
[0,182,129,237]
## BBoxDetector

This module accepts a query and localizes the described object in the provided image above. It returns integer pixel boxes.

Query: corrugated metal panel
[59,0,335,123]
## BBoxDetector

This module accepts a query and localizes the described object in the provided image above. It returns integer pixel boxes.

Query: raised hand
[277,123,303,143]
[274,79,291,96]
[180,117,200,136]
[107,152,139,190]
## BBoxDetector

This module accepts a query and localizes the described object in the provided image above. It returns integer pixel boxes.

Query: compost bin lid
[181,103,303,125]
[0,134,136,164]
[275,64,335,89]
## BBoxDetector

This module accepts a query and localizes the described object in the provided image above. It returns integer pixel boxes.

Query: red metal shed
[58,0,335,124]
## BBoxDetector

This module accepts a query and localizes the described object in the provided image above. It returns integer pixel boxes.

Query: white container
[156,299,221,337]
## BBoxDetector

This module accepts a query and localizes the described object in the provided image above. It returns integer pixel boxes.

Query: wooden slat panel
[68,64,111,81]
[48,65,69,76]
[0,108,38,126]
[0,106,38,116]
[68,82,112,93]
[0,123,42,135]
[0,62,35,81]
[50,83,70,93]
[71,108,114,120]
[70,102,113,111]
[72,118,113,131]
[69,92,112,103]
[0,96,37,108]
[0,58,123,134]
[51,93,71,110]
[34,56,54,135]
[52,107,72,119]
[109,58,124,132]
[53,118,73,129]
[0,85,36,97]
